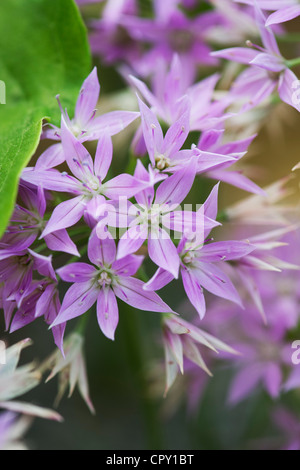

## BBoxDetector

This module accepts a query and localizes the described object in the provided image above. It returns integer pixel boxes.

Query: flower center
[182,251,197,265]
[98,271,113,287]
[155,154,171,170]
[169,30,194,53]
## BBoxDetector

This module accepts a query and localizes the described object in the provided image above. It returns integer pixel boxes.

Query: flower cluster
[1,0,300,448]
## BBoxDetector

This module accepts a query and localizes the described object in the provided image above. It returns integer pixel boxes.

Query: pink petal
[88,229,116,267]
[181,268,206,319]
[97,288,119,340]
[75,67,100,127]
[61,117,94,182]
[57,263,97,282]
[116,225,148,260]
[41,196,86,237]
[45,230,80,257]
[51,281,98,327]
[266,5,300,26]
[113,277,173,313]
[88,111,140,139]
[138,97,164,166]
[103,174,148,199]
[155,159,197,206]
[94,134,113,181]
[148,230,180,278]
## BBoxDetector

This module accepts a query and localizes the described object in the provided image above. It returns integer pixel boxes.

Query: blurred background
[1,2,300,451]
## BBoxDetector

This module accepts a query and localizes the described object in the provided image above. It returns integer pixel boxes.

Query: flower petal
[51,281,98,327]
[97,288,119,340]
[113,277,173,313]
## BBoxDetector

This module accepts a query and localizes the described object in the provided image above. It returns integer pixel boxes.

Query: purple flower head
[212,5,300,112]
[105,159,219,279]
[0,249,56,326]
[9,280,65,355]
[51,230,174,341]
[0,184,79,257]
[90,0,142,68]
[121,1,218,80]
[39,67,140,170]
[130,54,232,137]
[22,118,148,237]
[144,184,255,319]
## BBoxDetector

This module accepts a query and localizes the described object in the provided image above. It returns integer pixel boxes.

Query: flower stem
[121,307,164,449]
[286,57,300,68]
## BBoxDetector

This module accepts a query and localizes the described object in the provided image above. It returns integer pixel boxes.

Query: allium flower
[0,339,62,422]
[130,54,231,132]
[162,314,238,394]
[22,118,148,237]
[138,97,235,174]
[9,280,66,355]
[0,184,79,257]
[107,159,219,278]
[0,248,56,311]
[89,0,141,68]
[51,230,174,340]
[43,332,95,414]
[120,0,218,78]
[212,5,300,112]
[39,68,140,170]
[235,0,300,26]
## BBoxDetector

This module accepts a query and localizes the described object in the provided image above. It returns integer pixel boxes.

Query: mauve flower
[0,249,56,318]
[106,159,219,278]
[137,97,235,174]
[144,184,255,319]
[130,54,231,133]
[50,230,174,340]
[162,313,238,394]
[120,0,218,80]
[39,68,140,170]
[22,117,148,237]
[212,5,300,112]
[9,280,66,355]
[90,0,142,68]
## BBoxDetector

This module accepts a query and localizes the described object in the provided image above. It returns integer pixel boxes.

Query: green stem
[76,312,90,336]
[277,33,300,43]
[122,307,164,449]
[286,57,300,68]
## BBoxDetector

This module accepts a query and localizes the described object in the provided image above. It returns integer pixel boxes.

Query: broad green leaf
[0,0,91,236]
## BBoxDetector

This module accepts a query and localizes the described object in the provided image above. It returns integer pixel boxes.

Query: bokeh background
[1,3,300,451]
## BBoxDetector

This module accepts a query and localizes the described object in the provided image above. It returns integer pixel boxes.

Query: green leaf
[0,0,91,236]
